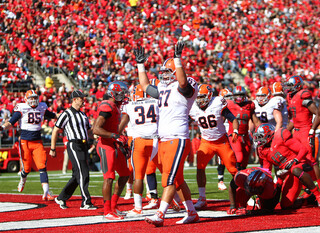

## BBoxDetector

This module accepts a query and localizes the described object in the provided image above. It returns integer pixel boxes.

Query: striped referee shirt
[55,107,91,141]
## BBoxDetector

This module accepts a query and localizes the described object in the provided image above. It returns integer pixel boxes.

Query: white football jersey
[157,77,198,141]
[271,95,288,127]
[254,96,288,127]
[122,98,159,138]
[15,102,48,131]
[189,96,227,141]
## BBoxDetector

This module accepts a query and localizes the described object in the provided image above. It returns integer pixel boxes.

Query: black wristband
[111,133,119,139]
[50,148,56,152]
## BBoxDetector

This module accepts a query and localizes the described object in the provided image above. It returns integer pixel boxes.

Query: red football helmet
[196,84,213,108]
[244,169,268,195]
[107,81,128,102]
[256,87,271,106]
[253,123,275,147]
[232,86,247,104]
[159,58,176,85]
[219,88,233,100]
[283,76,303,95]
[132,84,146,101]
[271,82,284,95]
[25,90,39,108]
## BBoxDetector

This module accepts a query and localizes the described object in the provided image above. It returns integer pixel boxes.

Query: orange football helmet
[271,82,284,95]
[196,84,213,108]
[25,90,39,108]
[256,86,271,106]
[219,88,232,100]
[150,78,160,86]
[159,58,176,85]
[133,84,146,101]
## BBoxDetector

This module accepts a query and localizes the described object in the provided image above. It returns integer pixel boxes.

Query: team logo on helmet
[107,81,129,102]
[283,76,303,95]
[253,123,275,147]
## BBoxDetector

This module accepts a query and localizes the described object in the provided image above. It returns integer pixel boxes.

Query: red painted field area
[1,194,320,232]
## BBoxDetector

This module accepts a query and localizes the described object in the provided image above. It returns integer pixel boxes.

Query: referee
[50,90,97,210]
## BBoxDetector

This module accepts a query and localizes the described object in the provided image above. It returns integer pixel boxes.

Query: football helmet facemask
[25,90,39,108]
[253,123,275,147]
[256,87,271,106]
[233,86,247,104]
[159,58,176,85]
[196,84,213,108]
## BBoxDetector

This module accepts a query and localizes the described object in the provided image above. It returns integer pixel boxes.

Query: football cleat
[297,190,312,200]
[145,192,151,201]
[218,181,227,190]
[170,198,181,212]
[115,208,127,217]
[55,197,68,209]
[17,177,27,192]
[145,210,164,227]
[104,212,124,220]
[42,191,54,201]
[227,208,237,215]
[143,198,159,210]
[127,208,142,216]
[176,210,200,224]
[235,207,247,216]
[194,197,207,209]
[80,204,98,210]
[124,189,133,200]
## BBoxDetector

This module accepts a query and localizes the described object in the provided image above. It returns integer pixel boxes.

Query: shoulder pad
[280,128,292,142]
[99,100,114,113]
[300,90,312,100]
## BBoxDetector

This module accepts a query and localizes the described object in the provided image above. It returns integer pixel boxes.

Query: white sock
[133,193,142,210]
[183,200,196,212]
[158,201,170,216]
[127,183,133,191]
[42,183,49,195]
[198,187,206,198]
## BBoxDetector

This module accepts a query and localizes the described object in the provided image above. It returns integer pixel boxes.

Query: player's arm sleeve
[178,82,194,98]
[301,91,313,107]
[285,137,308,161]
[146,84,159,99]
[44,110,56,119]
[55,112,68,129]
[222,108,236,122]
[99,111,112,119]
[9,111,22,125]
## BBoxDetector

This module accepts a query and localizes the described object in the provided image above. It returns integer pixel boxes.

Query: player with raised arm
[254,86,284,131]
[92,81,131,220]
[0,90,57,200]
[189,84,239,210]
[227,86,261,170]
[134,41,199,226]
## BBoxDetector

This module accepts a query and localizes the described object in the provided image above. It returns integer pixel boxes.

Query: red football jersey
[227,100,255,135]
[266,128,309,169]
[97,100,120,144]
[287,90,313,129]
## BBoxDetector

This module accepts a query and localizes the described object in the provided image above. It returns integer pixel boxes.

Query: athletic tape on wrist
[174,58,182,68]
[309,129,315,135]
[137,63,146,72]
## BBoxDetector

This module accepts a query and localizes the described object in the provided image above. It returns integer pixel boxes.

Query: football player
[232,167,282,215]
[134,41,199,226]
[0,90,57,200]
[283,76,320,189]
[92,81,131,220]
[119,84,161,215]
[254,86,283,131]
[189,84,239,210]
[253,123,320,209]
[227,86,261,170]
[271,82,288,128]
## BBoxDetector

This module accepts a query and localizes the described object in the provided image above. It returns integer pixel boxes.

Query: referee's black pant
[58,141,92,206]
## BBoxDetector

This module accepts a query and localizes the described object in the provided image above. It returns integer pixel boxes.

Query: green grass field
[0,166,234,200]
